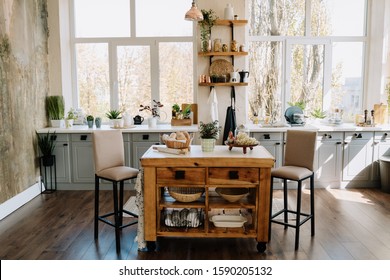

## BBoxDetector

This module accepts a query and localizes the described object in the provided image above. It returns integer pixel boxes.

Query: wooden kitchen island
[140,145,275,252]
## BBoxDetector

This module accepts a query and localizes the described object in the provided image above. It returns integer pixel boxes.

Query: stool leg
[295,180,302,250]
[94,175,99,239]
[283,179,288,229]
[119,181,124,227]
[310,174,315,236]
[113,182,120,253]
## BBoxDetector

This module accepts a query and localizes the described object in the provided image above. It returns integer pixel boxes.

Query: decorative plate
[209,59,234,80]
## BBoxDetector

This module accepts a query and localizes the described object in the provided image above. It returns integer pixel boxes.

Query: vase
[95,117,102,128]
[65,119,74,128]
[201,138,216,152]
[201,36,211,52]
[148,117,158,128]
[87,120,94,128]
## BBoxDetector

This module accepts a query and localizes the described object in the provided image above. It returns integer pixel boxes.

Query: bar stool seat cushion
[272,166,313,181]
[97,166,139,181]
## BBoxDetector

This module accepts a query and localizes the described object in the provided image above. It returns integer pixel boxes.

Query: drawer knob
[175,170,185,179]
[142,134,149,140]
[229,170,239,180]
[264,134,270,140]
[50,135,57,141]
[80,135,88,141]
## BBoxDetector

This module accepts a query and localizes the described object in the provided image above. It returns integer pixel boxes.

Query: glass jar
[214,38,222,52]
[235,124,249,138]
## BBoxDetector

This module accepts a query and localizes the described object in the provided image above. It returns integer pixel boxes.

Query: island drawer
[157,167,206,185]
[208,168,259,185]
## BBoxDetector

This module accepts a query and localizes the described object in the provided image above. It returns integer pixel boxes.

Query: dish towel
[134,168,147,251]
[208,87,219,122]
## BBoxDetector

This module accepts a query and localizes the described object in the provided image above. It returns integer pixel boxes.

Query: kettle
[133,115,144,125]
[239,71,250,83]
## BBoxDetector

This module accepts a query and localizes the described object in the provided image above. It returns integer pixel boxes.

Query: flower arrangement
[139,100,163,118]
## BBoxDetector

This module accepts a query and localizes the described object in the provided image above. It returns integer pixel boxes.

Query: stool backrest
[92,130,125,173]
[284,130,317,171]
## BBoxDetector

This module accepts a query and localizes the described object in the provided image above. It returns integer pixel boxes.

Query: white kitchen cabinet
[372,131,390,180]
[342,132,374,181]
[52,134,71,183]
[131,133,162,169]
[71,134,95,183]
[314,132,343,187]
[252,132,283,168]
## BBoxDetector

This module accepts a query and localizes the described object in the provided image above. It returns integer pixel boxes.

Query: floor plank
[1,188,390,260]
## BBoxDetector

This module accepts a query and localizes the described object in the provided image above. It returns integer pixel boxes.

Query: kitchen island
[140,145,275,252]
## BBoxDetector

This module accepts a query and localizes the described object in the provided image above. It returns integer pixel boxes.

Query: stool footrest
[98,211,138,229]
[271,209,312,228]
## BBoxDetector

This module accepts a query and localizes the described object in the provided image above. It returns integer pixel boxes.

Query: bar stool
[92,130,139,253]
[269,129,317,250]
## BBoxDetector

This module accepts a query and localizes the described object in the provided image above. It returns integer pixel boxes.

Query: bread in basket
[161,131,193,150]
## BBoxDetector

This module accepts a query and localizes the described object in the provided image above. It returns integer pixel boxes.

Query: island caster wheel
[147,241,156,252]
[257,242,266,253]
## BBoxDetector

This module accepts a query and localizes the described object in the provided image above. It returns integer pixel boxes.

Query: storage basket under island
[140,144,275,253]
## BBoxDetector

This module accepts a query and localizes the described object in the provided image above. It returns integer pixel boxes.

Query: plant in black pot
[37,131,56,166]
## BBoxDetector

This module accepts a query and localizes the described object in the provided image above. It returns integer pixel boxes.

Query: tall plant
[199,9,218,52]
[46,95,65,120]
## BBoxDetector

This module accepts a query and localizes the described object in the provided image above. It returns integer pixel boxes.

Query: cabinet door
[372,131,390,180]
[71,135,95,183]
[133,142,156,170]
[315,140,343,183]
[342,132,374,181]
[53,141,71,183]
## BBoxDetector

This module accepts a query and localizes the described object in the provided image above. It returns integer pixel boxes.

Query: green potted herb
[86,115,94,128]
[106,109,123,128]
[199,120,221,152]
[199,9,218,52]
[37,131,56,166]
[65,108,77,128]
[46,96,65,128]
[311,108,326,120]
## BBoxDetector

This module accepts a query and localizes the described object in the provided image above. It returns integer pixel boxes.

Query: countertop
[36,122,390,134]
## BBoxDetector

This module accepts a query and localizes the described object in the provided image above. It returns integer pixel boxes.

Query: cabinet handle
[80,135,88,141]
[264,134,270,140]
[63,143,68,146]
[142,134,149,140]
[336,142,342,145]
[229,170,239,180]
[175,170,185,179]
[354,133,362,138]
[275,142,281,145]
[50,135,57,141]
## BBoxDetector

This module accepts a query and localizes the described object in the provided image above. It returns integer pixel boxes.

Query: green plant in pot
[86,115,94,128]
[199,9,218,52]
[106,109,123,128]
[65,108,77,128]
[46,95,65,128]
[37,131,56,166]
[199,120,221,152]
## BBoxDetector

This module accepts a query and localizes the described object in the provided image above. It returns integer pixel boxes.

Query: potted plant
[65,108,77,128]
[199,9,218,52]
[311,108,326,122]
[199,120,221,152]
[37,131,56,166]
[139,100,163,128]
[86,115,94,128]
[106,109,123,128]
[46,96,65,128]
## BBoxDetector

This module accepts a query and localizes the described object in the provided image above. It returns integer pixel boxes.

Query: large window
[72,0,194,120]
[248,0,367,123]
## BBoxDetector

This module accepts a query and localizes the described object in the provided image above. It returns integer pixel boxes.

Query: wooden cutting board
[374,103,388,124]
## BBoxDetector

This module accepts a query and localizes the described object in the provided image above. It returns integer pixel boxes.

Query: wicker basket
[163,132,193,150]
[168,187,204,202]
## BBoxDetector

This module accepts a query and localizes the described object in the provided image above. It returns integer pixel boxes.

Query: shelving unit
[198,19,248,88]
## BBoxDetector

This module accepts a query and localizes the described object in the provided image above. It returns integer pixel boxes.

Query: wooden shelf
[198,51,248,57]
[199,82,248,87]
[215,19,248,26]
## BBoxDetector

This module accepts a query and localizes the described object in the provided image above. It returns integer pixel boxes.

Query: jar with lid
[213,38,221,52]
[234,124,250,138]
[231,40,238,52]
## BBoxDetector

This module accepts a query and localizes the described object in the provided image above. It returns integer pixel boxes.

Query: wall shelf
[198,51,248,57]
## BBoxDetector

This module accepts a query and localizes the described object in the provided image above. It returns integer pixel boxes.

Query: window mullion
[109,42,119,110]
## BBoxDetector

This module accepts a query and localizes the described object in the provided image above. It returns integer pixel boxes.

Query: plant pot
[148,117,158,128]
[65,119,74,128]
[111,119,124,128]
[95,117,102,128]
[41,155,55,167]
[87,120,94,128]
[201,138,216,152]
[50,119,65,128]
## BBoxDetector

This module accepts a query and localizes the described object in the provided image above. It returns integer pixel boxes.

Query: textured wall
[0,0,49,203]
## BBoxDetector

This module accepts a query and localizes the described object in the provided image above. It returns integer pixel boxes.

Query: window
[72,0,194,120]
[248,0,367,123]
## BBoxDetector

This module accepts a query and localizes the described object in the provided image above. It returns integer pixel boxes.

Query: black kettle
[133,115,144,125]
[239,71,250,83]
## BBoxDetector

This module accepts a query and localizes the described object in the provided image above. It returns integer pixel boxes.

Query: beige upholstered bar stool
[92,130,139,253]
[269,129,317,250]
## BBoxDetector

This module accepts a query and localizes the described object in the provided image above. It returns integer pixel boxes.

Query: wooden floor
[1,187,390,260]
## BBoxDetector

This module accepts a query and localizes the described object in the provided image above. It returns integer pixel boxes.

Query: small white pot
[148,117,158,128]
[201,138,216,152]
[50,119,65,128]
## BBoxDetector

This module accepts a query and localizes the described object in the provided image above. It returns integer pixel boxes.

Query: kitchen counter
[36,124,199,133]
